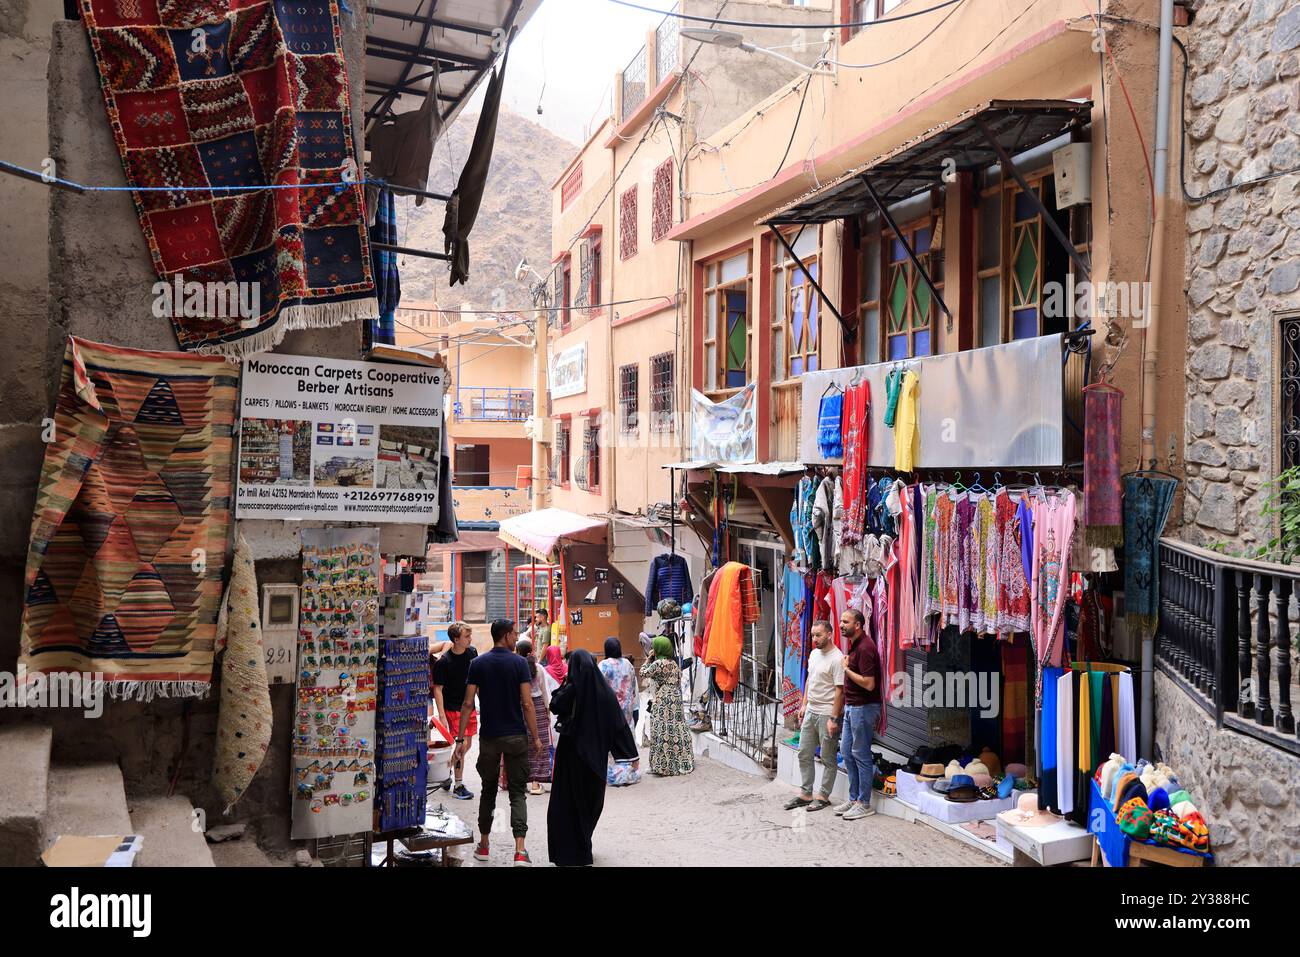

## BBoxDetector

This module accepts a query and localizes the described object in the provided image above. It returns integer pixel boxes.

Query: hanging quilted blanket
[20,337,237,699]
[79,0,376,354]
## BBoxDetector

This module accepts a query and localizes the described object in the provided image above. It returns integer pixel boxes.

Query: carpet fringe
[203,297,380,357]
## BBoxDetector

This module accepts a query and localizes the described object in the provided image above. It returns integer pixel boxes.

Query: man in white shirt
[784,620,845,813]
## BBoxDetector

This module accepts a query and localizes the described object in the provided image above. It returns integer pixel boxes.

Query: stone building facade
[1181,0,1300,554]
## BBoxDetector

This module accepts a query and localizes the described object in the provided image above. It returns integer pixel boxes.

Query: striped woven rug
[20,336,237,699]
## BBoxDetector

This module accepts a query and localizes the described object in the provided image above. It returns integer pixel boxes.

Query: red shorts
[445,709,478,739]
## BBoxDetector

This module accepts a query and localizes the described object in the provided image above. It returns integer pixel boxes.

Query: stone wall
[1181,0,1300,552]
[1154,670,1299,866]
[0,6,371,850]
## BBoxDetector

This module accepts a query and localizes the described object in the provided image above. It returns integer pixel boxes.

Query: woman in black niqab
[546,649,639,866]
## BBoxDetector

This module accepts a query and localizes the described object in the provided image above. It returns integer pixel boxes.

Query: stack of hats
[917,763,945,781]
[1095,755,1210,853]
[944,774,978,803]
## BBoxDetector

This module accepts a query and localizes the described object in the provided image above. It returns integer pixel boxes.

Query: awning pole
[971,115,1091,283]
[859,174,954,333]
[767,225,854,343]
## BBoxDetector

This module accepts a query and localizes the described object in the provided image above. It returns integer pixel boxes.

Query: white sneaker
[842,802,876,821]
[833,801,854,815]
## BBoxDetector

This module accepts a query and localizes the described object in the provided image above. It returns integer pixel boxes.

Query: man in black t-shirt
[433,622,478,799]
[454,619,542,866]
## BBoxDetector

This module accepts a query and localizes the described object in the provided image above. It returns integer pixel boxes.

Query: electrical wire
[814,0,965,68]
[772,74,813,178]
[606,0,965,30]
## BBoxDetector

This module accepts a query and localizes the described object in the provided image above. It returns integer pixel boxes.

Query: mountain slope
[395,106,577,312]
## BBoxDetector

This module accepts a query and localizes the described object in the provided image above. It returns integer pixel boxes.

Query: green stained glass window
[914,270,931,328]
[888,267,908,333]
[1012,223,1038,308]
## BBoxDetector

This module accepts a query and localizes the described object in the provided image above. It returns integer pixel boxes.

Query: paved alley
[446,747,999,868]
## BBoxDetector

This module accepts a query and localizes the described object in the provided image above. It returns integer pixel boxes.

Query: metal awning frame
[767,224,854,344]
[761,100,1095,334]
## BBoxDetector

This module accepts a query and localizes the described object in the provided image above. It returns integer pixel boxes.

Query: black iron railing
[705,648,780,769]
[1156,537,1299,754]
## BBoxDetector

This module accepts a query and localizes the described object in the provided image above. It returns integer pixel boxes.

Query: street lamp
[680,28,835,77]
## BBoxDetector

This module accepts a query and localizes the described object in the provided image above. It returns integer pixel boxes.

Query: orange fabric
[703,562,747,692]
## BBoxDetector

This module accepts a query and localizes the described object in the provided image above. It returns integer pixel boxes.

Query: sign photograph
[237,354,444,524]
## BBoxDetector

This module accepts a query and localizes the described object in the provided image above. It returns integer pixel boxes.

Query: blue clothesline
[0,158,391,195]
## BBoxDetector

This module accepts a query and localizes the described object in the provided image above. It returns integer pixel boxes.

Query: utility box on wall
[261,583,300,684]
[1052,142,1091,208]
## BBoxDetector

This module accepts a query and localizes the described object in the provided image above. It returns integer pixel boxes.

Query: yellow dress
[894,370,920,471]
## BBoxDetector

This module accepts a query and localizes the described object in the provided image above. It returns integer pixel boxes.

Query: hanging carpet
[20,336,237,699]
[79,0,376,354]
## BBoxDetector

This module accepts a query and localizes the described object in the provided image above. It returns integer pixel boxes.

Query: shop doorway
[460,552,487,621]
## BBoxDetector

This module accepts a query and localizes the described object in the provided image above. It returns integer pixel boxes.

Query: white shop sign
[237,353,444,524]
[549,342,587,398]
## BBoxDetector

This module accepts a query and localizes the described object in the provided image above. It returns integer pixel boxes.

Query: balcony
[1156,537,1299,755]
[453,387,534,423]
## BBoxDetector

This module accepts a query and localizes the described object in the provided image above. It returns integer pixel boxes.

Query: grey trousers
[798,710,840,797]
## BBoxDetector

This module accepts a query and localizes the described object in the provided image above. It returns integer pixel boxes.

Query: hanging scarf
[816,390,844,459]
[1084,386,1124,548]
[368,184,400,347]
[213,532,274,813]
[1122,474,1178,633]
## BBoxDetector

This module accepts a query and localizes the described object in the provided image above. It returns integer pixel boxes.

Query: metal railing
[620,44,649,123]
[655,5,679,82]
[705,651,781,769]
[453,387,533,422]
[1156,537,1299,754]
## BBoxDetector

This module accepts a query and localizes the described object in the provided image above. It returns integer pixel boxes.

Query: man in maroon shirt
[836,609,882,821]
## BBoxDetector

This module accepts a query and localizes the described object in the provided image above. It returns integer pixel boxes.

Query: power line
[816,0,964,68]
[607,0,964,30]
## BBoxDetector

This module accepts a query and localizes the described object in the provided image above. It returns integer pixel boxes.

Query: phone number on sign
[341,490,438,503]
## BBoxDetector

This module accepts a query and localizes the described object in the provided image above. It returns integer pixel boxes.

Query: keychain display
[375,634,430,832]
[292,528,382,840]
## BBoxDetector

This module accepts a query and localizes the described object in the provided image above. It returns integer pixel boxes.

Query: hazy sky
[462,0,680,145]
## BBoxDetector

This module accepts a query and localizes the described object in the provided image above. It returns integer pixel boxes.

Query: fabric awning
[759,99,1093,227]
[428,530,506,555]
[497,508,608,563]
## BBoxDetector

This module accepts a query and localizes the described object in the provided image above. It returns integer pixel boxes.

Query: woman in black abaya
[546,649,640,866]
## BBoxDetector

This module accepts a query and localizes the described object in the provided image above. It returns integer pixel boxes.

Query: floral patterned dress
[639,657,695,776]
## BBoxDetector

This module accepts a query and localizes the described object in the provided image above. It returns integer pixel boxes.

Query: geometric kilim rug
[79,0,377,355]
[20,336,237,699]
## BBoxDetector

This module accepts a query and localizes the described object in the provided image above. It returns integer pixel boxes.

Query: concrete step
[128,796,215,867]
[45,761,134,845]
[0,725,54,866]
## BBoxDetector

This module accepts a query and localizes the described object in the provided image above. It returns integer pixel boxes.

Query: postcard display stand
[292,528,382,840]
[375,634,429,832]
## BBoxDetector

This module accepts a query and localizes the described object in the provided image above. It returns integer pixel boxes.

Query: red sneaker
[473,841,490,862]
[513,850,532,867]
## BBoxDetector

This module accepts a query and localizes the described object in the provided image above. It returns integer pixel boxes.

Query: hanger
[992,471,1004,492]
[969,471,988,495]
[820,378,843,400]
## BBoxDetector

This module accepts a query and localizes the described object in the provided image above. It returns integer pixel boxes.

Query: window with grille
[619,186,638,260]
[652,159,673,242]
[650,351,674,433]
[555,420,571,485]
[575,242,591,311]
[1283,316,1300,472]
[619,364,639,434]
[561,163,583,211]
[584,417,600,490]
[591,237,602,306]
[702,249,752,392]
[771,227,821,381]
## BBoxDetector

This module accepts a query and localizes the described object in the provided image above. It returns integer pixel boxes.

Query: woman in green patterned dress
[639,636,695,776]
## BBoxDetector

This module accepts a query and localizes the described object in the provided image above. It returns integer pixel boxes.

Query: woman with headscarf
[497,638,554,795]
[547,649,640,866]
[639,636,695,776]
[598,637,638,735]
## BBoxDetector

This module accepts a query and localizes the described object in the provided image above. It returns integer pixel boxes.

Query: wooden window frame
[878,214,941,361]
[701,248,754,396]
[770,226,822,384]
[977,168,1092,346]
[590,235,602,308]
[561,256,573,329]
[583,414,601,493]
